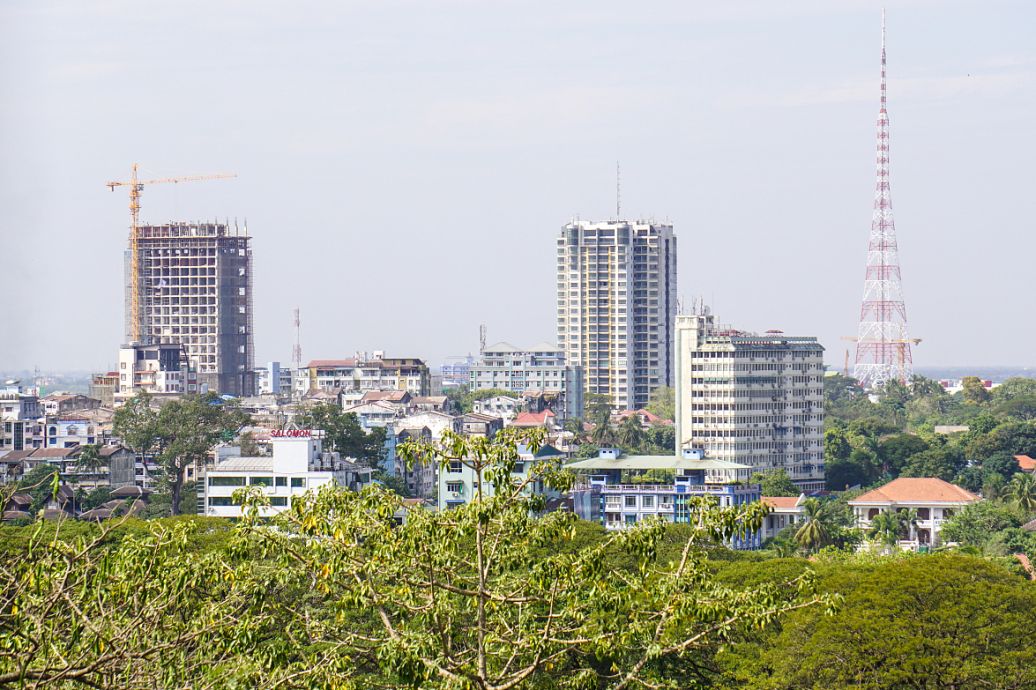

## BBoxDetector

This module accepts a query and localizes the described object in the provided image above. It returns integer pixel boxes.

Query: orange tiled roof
[1015,455,1036,472]
[511,410,555,427]
[761,496,801,509]
[849,477,979,505]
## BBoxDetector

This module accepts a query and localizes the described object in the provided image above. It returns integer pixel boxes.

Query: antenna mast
[616,161,621,219]
[292,307,302,399]
[852,11,916,388]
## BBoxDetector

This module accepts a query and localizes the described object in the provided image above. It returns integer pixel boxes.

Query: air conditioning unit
[450,492,461,499]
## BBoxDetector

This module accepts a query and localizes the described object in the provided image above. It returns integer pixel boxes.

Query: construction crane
[106,163,237,342]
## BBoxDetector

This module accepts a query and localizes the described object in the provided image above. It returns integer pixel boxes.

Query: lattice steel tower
[853,12,916,388]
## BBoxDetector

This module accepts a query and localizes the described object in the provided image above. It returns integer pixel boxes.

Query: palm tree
[1007,472,1036,514]
[794,498,832,553]
[617,415,645,452]
[75,444,105,476]
[868,511,901,553]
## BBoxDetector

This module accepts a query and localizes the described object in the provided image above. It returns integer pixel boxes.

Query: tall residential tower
[556,220,677,411]
[124,222,255,397]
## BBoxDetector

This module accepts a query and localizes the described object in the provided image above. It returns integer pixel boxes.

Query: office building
[469,342,583,421]
[126,222,254,396]
[675,311,825,491]
[556,220,676,411]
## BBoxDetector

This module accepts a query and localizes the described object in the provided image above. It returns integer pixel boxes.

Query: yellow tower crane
[106,163,237,342]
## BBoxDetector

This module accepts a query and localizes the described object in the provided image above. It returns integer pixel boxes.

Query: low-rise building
[848,477,980,550]
[202,429,372,518]
[472,395,521,421]
[89,373,119,408]
[438,443,566,511]
[43,416,99,449]
[41,394,102,416]
[299,353,431,397]
[115,342,205,404]
[567,448,760,547]
[759,495,807,542]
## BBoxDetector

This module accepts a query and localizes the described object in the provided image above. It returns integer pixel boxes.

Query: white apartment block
[255,361,294,396]
[298,353,431,397]
[675,311,825,492]
[469,342,584,422]
[115,342,205,404]
[556,220,677,411]
[127,222,254,396]
[202,429,372,518]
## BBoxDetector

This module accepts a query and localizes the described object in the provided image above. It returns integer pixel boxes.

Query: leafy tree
[297,402,386,465]
[965,421,1036,463]
[909,375,944,397]
[645,424,675,454]
[866,510,903,553]
[877,433,929,475]
[941,500,1024,548]
[573,442,600,459]
[794,498,832,553]
[645,385,675,421]
[996,395,1036,421]
[734,556,1036,689]
[238,429,261,456]
[234,428,831,688]
[899,446,965,482]
[752,469,799,497]
[1007,472,1036,514]
[961,375,991,404]
[16,463,60,513]
[114,393,248,516]
[991,376,1036,402]
[80,486,113,511]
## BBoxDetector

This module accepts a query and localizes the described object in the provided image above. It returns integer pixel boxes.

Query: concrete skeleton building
[556,220,677,411]
[675,311,826,492]
[126,222,254,397]
[469,342,583,422]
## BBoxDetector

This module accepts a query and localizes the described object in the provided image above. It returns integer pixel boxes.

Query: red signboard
[271,429,312,438]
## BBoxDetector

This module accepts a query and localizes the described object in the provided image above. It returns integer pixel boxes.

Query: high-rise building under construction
[556,220,677,411]
[124,222,255,397]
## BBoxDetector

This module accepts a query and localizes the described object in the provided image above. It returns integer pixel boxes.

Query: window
[446,481,463,494]
[624,495,637,508]
[208,496,238,507]
[642,495,655,509]
[270,497,288,507]
[209,476,245,487]
[275,476,287,487]
[513,462,525,474]
[448,461,463,473]
[250,476,273,487]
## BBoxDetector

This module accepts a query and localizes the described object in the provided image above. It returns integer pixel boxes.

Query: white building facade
[469,342,583,422]
[849,477,980,550]
[556,220,677,411]
[203,429,372,518]
[115,342,205,404]
[675,311,825,492]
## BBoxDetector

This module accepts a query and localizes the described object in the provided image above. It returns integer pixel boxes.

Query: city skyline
[3,1,1035,372]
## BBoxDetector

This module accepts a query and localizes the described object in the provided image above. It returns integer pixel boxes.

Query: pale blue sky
[2,0,1034,371]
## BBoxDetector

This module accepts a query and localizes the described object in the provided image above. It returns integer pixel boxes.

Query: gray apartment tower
[556,220,677,411]
[125,222,255,397]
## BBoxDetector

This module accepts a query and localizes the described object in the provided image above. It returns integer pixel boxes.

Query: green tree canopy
[296,401,386,465]
[752,469,800,497]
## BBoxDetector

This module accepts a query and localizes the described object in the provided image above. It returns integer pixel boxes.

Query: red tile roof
[761,496,802,509]
[849,478,980,505]
[511,410,556,427]
[361,390,410,402]
[1015,455,1036,472]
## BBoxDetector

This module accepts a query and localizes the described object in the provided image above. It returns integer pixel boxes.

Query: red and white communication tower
[853,12,919,388]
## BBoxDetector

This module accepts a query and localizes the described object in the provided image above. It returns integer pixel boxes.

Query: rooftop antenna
[616,160,621,219]
[479,324,487,355]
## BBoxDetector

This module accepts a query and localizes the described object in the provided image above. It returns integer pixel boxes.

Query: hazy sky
[2,0,1034,373]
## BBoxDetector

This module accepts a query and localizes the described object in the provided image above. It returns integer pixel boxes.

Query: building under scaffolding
[124,222,255,397]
